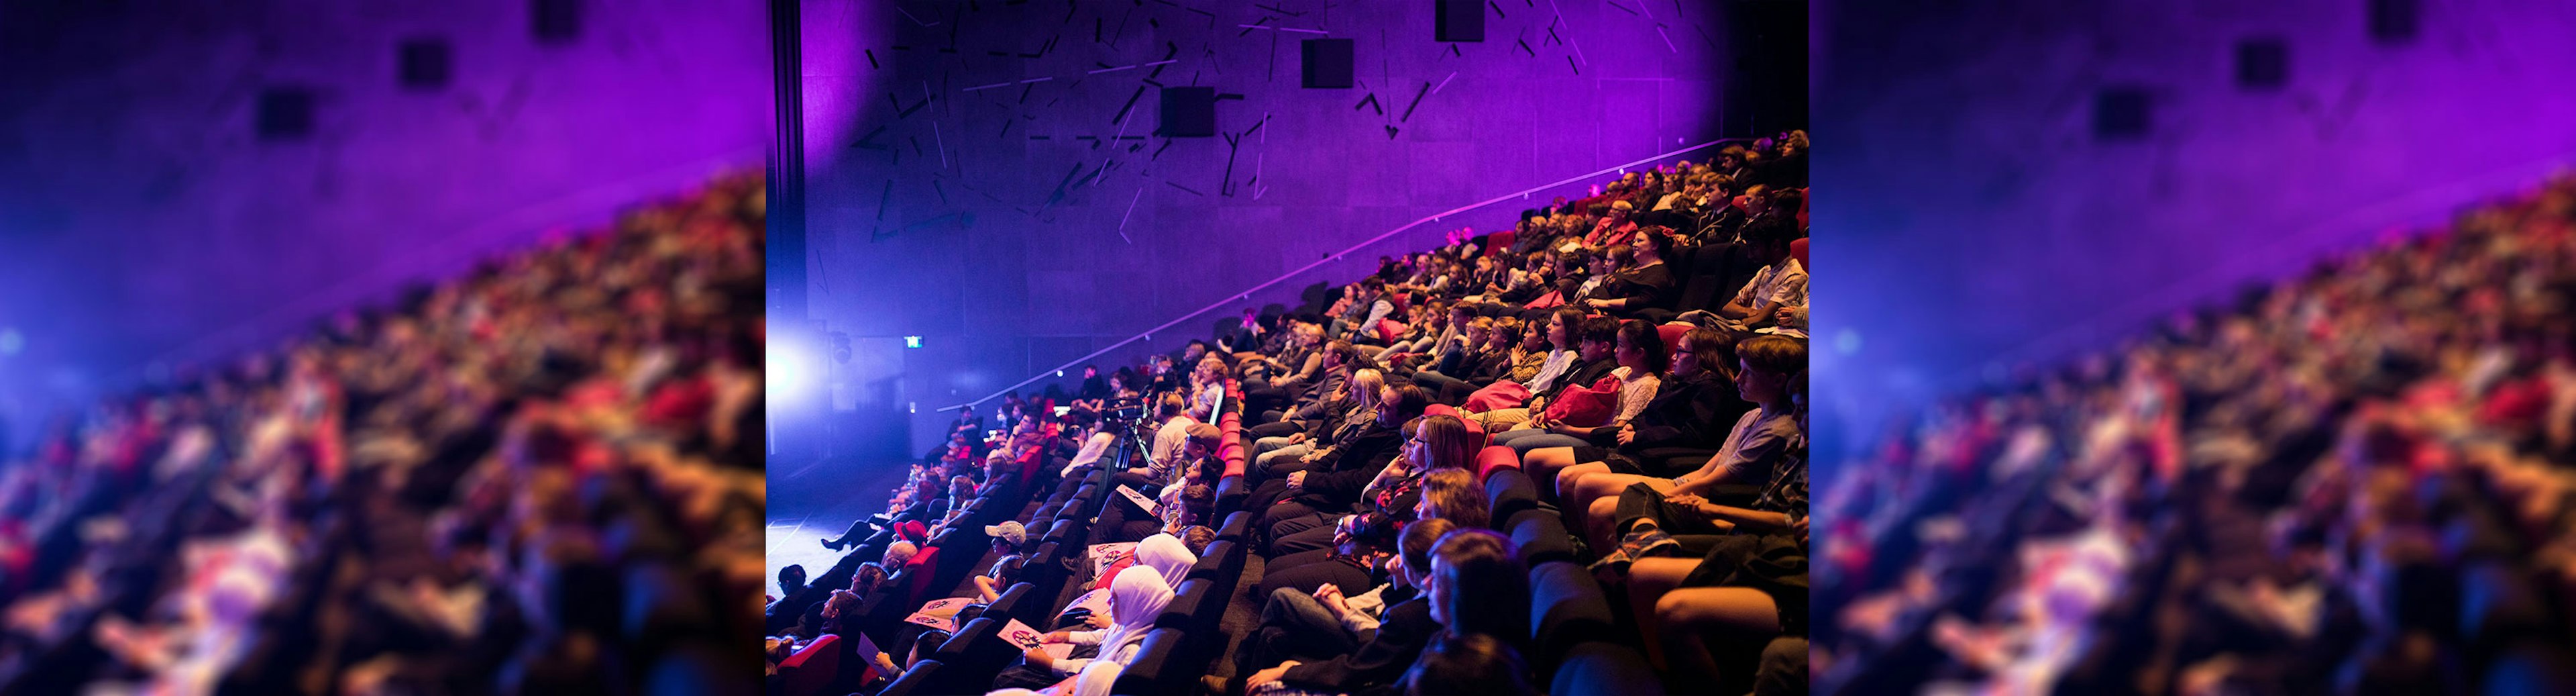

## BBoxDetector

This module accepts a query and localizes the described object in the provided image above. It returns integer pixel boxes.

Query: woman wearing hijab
[1055,533,1197,632]
[1020,566,1176,679]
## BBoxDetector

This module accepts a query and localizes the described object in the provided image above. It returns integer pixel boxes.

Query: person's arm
[1275,599,1436,691]
[1669,495,1794,533]
[1362,300,1394,330]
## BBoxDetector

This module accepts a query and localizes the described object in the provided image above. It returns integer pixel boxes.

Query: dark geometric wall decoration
[398,38,454,90]
[2234,38,2286,90]
[1158,87,1217,137]
[534,0,582,44]
[257,87,316,140]
[1434,0,1485,42]
[2368,0,2419,44]
[1301,38,1354,89]
[2092,87,2150,140]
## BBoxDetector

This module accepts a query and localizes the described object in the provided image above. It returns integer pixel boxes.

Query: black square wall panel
[1302,38,1354,89]
[1159,87,1216,138]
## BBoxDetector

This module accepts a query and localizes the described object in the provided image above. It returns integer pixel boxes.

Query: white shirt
[1523,349,1580,394]
[1612,366,1662,424]
[1144,417,1195,484]
[1731,258,1809,312]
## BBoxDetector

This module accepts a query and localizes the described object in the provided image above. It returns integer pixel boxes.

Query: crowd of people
[763,132,1811,696]
[1817,178,2576,694]
[0,172,769,695]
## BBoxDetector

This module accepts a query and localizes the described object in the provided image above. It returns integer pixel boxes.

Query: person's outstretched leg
[818,517,873,550]
[1658,587,1782,688]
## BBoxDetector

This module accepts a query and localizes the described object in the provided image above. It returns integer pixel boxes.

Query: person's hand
[1315,585,1350,617]
[1084,612,1112,630]
[1287,471,1307,489]
[1247,661,1300,689]
[1667,493,1707,510]
[1287,432,1307,444]
[1022,647,1055,668]
[1615,423,1638,446]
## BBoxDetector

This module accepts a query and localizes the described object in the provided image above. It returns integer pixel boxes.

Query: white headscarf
[1133,533,1197,590]
[1096,565,1175,663]
[1069,660,1126,696]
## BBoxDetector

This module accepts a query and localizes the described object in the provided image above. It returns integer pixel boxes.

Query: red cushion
[1541,376,1624,428]
[1474,445,1521,480]
[1375,319,1406,344]
[780,634,842,696]
[1657,323,1690,352]
[1486,230,1516,256]
[1464,381,1532,413]
[1424,405,1491,450]
[902,548,941,597]
[1789,237,1808,270]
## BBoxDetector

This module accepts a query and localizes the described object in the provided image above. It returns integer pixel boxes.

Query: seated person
[1562,335,1803,551]
[1237,517,1456,675]
[1524,328,1748,499]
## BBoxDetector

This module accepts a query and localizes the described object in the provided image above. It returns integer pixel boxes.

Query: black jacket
[1297,424,1405,505]
[1610,372,1747,451]
[1281,595,1434,693]
[1608,262,1678,311]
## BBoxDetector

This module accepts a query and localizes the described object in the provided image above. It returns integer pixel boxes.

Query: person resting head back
[881,540,918,568]
[777,564,806,596]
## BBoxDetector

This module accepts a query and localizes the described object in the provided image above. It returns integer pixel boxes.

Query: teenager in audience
[1566,335,1804,550]
[1473,315,1621,432]
[1713,227,1807,332]
[1525,328,1746,500]
[1489,318,1668,454]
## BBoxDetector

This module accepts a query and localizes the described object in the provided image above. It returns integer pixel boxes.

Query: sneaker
[818,538,838,551]
[1585,546,1633,576]
[1619,527,1680,560]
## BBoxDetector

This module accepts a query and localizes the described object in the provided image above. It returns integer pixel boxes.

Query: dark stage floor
[765,456,912,593]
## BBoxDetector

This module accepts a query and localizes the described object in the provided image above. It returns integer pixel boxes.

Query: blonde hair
[1350,368,1387,402]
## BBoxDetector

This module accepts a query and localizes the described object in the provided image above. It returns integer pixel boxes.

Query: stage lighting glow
[767,344,806,398]
[0,328,19,356]
[904,336,922,348]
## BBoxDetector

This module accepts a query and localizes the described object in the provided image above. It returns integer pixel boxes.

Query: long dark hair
[1617,319,1668,375]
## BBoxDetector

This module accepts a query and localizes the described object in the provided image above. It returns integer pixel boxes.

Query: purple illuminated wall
[798,0,1735,452]
[0,0,767,450]
[1813,0,2576,457]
